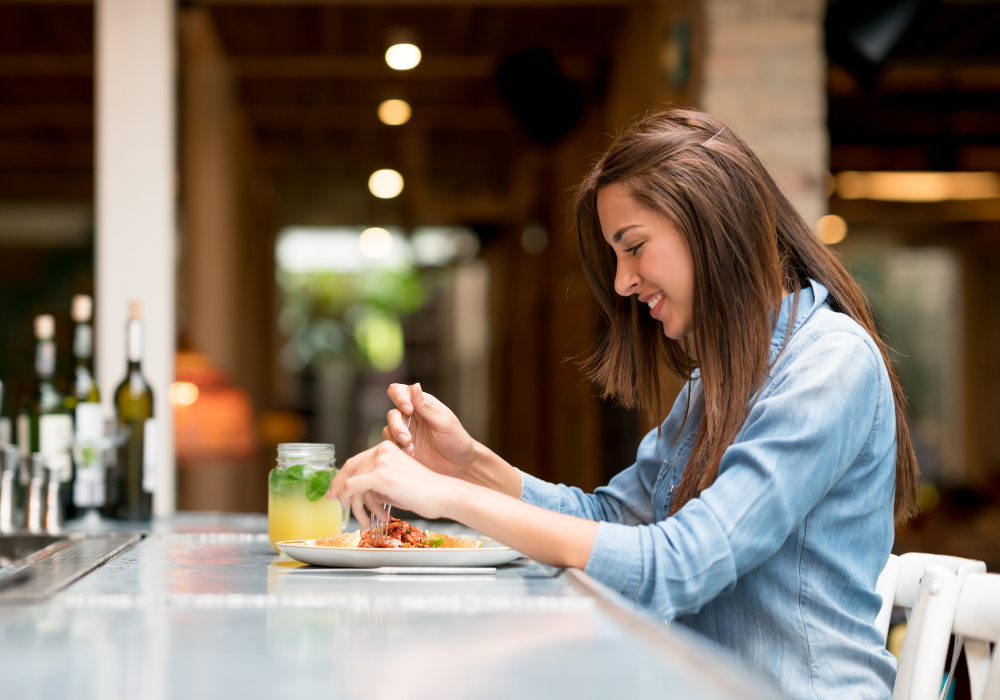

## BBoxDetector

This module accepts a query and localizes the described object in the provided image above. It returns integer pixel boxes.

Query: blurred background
[0,0,998,567]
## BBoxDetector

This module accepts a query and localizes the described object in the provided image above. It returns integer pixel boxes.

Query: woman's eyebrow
[612,224,641,243]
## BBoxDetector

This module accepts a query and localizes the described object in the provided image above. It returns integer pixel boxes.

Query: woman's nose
[614,260,640,297]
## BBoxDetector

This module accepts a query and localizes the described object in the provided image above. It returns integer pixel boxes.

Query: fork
[368,410,413,545]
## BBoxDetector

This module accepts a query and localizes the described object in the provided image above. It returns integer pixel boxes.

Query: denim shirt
[519,280,898,700]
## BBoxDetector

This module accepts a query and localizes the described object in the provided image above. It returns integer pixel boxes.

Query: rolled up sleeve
[584,331,885,618]
[519,423,671,525]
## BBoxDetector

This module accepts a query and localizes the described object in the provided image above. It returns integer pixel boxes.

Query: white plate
[276,538,522,569]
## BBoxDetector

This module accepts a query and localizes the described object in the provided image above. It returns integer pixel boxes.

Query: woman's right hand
[382,383,477,478]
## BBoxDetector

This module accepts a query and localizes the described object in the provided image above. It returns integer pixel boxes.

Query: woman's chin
[660,318,689,340]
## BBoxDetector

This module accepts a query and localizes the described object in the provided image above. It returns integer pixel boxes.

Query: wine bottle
[68,295,105,512]
[0,378,9,448]
[104,302,155,520]
[28,315,73,518]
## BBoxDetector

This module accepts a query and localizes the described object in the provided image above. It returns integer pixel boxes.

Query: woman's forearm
[443,478,599,569]
[458,441,523,499]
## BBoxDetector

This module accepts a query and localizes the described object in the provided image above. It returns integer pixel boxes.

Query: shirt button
[670,485,674,493]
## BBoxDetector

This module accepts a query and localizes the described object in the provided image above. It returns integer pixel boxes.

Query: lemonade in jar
[268,443,342,550]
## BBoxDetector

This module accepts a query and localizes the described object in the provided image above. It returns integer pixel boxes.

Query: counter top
[0,514,783,700]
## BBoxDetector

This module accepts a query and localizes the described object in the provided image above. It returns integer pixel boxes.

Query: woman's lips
[647,291,665,317]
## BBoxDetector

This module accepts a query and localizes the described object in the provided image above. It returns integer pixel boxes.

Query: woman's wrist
[457,441,522,499]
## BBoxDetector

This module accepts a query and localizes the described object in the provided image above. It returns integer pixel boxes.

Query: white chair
[875,552,987,644]
[893,565,963,700]
[894,569,1000,700]
[952,573,1000,700]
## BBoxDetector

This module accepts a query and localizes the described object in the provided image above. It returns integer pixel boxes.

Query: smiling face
[597,183,695,339]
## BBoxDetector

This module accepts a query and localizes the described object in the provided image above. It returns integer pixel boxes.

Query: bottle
[27,315,73,516]
[68,295,106,513]
[0,378,9,448]
[67,295,100,409]
[104,302,155,520]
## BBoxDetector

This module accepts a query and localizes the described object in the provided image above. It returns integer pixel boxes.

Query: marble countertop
[0,513,783,700]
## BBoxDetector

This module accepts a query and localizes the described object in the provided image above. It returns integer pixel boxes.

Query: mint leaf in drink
[269,468,288,495]
[285,464,309,481]
[305,469,335,501]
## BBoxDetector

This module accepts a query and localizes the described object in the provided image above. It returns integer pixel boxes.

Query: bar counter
[0,514,782,699]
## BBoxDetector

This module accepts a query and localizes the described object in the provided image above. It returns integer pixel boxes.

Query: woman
[328,109,919,700]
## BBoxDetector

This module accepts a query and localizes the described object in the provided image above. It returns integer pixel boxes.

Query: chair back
[893,570,1000,700]
[876,552,987,643]
[951,573,1000,700]
[892,565,962,700]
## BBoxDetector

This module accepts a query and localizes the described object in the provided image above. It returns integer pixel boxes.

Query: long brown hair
[576,109,919,523]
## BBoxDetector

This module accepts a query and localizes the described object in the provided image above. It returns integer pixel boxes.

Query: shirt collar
[771,278,828,353]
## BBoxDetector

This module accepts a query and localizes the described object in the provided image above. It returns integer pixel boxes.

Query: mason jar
[268,443,342,551]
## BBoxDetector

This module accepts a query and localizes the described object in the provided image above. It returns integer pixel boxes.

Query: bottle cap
[34,315,55,340]
[129,300,142,320]
[72,294,93,323]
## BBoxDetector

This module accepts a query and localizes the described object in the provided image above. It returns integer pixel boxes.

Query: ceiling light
[358,227,394,259]
[835,171,1000,202]
[378,99,412,126]
[170,381,200,407]
[385,44,421,71]
[368,169,404,199]
[816,215,848,245]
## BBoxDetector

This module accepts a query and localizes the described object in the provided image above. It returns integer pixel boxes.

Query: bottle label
[75,366,95,399]
[73,403,106,507]
[40,414,73,482]
[36,340,55,377]
[16,414,29,456]
[0,417,10,447]
[142,417,157,494]
[75,403,104,440]
[73,324,93,359]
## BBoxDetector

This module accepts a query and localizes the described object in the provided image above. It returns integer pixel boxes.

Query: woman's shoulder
[777,303,888,387]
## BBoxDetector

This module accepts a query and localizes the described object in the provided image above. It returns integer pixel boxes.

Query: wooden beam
[831,196,1000,223]
[200,0,631,5]
[233,54,592,80]
[0,0,90,4]
[0,0,629,3]
[829,62,1000,96]
[0,105,93,129]
[0,54,92,76]
[0,141,92,168]
[246,104,515,130]
[0,53,591,81]
[233,54,493,79]
[0,170,92,198]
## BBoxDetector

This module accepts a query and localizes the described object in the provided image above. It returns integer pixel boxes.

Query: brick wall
[701,0,828,228]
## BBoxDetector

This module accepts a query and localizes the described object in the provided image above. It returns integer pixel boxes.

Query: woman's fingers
[385,407,412,448]
[387,383,414,416]
[362,491,387,524]
[381,425,398,448]
[350,493,369,528]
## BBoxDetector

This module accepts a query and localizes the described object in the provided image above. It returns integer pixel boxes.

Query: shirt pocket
[652,431,696,519]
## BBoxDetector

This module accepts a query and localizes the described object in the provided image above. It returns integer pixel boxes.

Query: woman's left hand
[326,441,457,527]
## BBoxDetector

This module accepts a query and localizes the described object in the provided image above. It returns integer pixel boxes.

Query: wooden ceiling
[0,1,627,227]
[2,1,1000,209]
[828,2,1000,173]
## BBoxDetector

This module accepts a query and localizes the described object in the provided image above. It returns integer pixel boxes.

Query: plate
[276,538,522,569]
